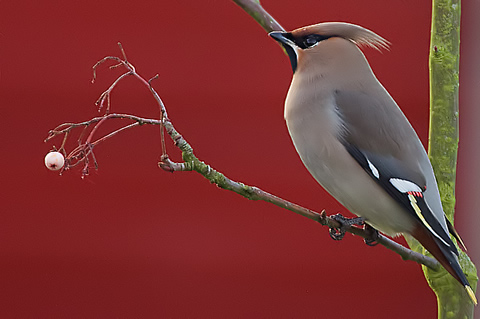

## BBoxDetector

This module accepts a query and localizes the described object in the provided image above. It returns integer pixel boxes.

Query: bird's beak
[269,31,293,45]
[269,31,298,73]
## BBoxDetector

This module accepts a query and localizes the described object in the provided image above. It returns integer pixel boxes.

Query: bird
[269,22,477,305]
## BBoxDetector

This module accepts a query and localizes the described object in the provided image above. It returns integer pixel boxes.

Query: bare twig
[45,112,160,175]
[148,74,168,159]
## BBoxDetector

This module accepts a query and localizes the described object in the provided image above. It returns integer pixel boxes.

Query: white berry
[45,152,65,171]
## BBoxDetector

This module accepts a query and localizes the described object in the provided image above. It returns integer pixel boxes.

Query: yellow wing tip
[465,286,478,306]
[456,235,468,252]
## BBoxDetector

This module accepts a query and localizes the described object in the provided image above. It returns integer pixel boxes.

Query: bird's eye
[304,36,318,47]
[295,34,330,49]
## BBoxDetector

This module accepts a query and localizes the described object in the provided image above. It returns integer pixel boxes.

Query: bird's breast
[284,81,415,235]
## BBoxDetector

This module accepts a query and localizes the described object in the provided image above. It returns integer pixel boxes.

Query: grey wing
[334,88,449,234]
[334,89,426,180]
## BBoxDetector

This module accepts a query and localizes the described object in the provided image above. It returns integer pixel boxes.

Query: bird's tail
[412,224,477,305]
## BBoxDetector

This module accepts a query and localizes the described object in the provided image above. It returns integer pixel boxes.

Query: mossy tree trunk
[405,0,478,317]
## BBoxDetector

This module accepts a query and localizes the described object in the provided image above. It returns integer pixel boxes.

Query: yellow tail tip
[465,286,478,306]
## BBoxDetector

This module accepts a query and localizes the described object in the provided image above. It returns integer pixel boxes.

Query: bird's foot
[364,224,379,246]
[328,214,365,241]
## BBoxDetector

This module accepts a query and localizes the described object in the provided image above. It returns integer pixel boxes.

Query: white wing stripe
[390,178,422,193]
[367,159,380,178]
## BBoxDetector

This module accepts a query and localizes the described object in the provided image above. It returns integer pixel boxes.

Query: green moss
[410,0,478,316]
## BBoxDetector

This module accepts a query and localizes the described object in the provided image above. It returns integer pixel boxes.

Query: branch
[45,113,158,176]
[45,47,439,271]
[159,148,438,269]
[231,0,285,33]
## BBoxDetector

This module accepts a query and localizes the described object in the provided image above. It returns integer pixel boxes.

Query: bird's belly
[286,117,415,236]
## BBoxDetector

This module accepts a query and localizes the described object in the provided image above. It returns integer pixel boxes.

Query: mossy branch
[404,0,478,317]
[45,46,441,271]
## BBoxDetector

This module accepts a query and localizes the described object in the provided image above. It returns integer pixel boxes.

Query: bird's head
[269,22,389,73]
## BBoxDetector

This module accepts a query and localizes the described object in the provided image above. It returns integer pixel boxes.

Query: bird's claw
[328,214,365,241]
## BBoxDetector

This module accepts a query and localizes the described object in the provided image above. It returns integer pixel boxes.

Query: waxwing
[270,22,476,304]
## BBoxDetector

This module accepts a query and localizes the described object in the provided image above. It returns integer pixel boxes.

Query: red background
[1,0,479,318]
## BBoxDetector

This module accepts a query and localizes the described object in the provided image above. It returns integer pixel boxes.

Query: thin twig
[148,74,168,159]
